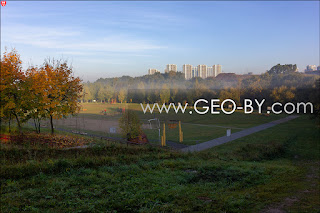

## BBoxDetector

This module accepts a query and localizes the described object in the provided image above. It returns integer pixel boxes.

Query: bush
[118,110,142,140]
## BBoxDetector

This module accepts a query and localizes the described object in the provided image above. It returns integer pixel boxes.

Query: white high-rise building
[207,66,214,77]
[197,65,207,78]
[212,65,217,77]
[192,66,198,78]
[148,68,160,75]
[306,65,317,72]
[166,63,223,79]
[165,64,177,73]
[183,64,192,80]
[214,64,222,76]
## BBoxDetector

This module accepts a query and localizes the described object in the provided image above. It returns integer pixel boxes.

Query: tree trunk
[33,119,38,133]
[33,118,41,133]
[9,114,11,133]
[50,115,54,134]
[38,119,41,133]
[13,113,21,133]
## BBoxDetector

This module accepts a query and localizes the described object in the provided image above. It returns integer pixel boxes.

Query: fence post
[227,129,231,137]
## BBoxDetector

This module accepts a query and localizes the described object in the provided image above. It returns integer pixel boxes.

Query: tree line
[1,49,319,135]
[0,49,83,134]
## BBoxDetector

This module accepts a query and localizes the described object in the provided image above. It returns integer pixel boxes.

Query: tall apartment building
[212,65,216,77]
[183,64,192,80]
[306,65,317,72]
[214,64,222,76]
[207,66,214,77]
[197,65,208,78]
[165,64,177,73]
[192,66,198,78]
[181,64,223,79]
[148,68,160,75]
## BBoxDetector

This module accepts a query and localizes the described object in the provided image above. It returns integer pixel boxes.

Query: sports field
[51,103,288,145]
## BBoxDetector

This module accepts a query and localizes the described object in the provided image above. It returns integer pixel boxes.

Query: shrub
[118,110,142,140]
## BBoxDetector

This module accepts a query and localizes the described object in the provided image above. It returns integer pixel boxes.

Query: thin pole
[163,123,166,146]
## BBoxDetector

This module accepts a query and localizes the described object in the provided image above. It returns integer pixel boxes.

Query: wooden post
[179,121,183,143]
[162,123,166,146]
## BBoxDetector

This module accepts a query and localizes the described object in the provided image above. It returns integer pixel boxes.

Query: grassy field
[80,103,286,127]
[73,103,288,145]
[1,115,319,212]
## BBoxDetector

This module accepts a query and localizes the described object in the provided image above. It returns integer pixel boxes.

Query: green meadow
[75,103,287,145]
[1,115,319,212]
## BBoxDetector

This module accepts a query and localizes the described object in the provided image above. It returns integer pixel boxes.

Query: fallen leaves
[1,133,93,149]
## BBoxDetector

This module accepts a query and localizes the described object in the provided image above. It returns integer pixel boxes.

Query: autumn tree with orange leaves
[24,66,48,133]
[1,49,83,134]
[0,49,27,132]
[41,59,83,134]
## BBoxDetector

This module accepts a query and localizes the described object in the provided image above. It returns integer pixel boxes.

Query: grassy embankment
[1,115,319,212]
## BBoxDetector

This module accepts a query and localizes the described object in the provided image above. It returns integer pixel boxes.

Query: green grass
[144,123,242,145]
[79,102,124,120]
[1,115,319,212]
[134,107,286,129]
[75,103,288,145]
[80,103,287,128]
[201,115,320,161]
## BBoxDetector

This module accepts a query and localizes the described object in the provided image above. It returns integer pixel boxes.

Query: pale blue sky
[1,1,319,81]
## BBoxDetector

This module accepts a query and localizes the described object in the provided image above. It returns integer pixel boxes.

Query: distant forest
[83,69,320,110]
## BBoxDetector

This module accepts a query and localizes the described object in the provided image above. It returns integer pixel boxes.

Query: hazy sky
[1,1,319,81]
